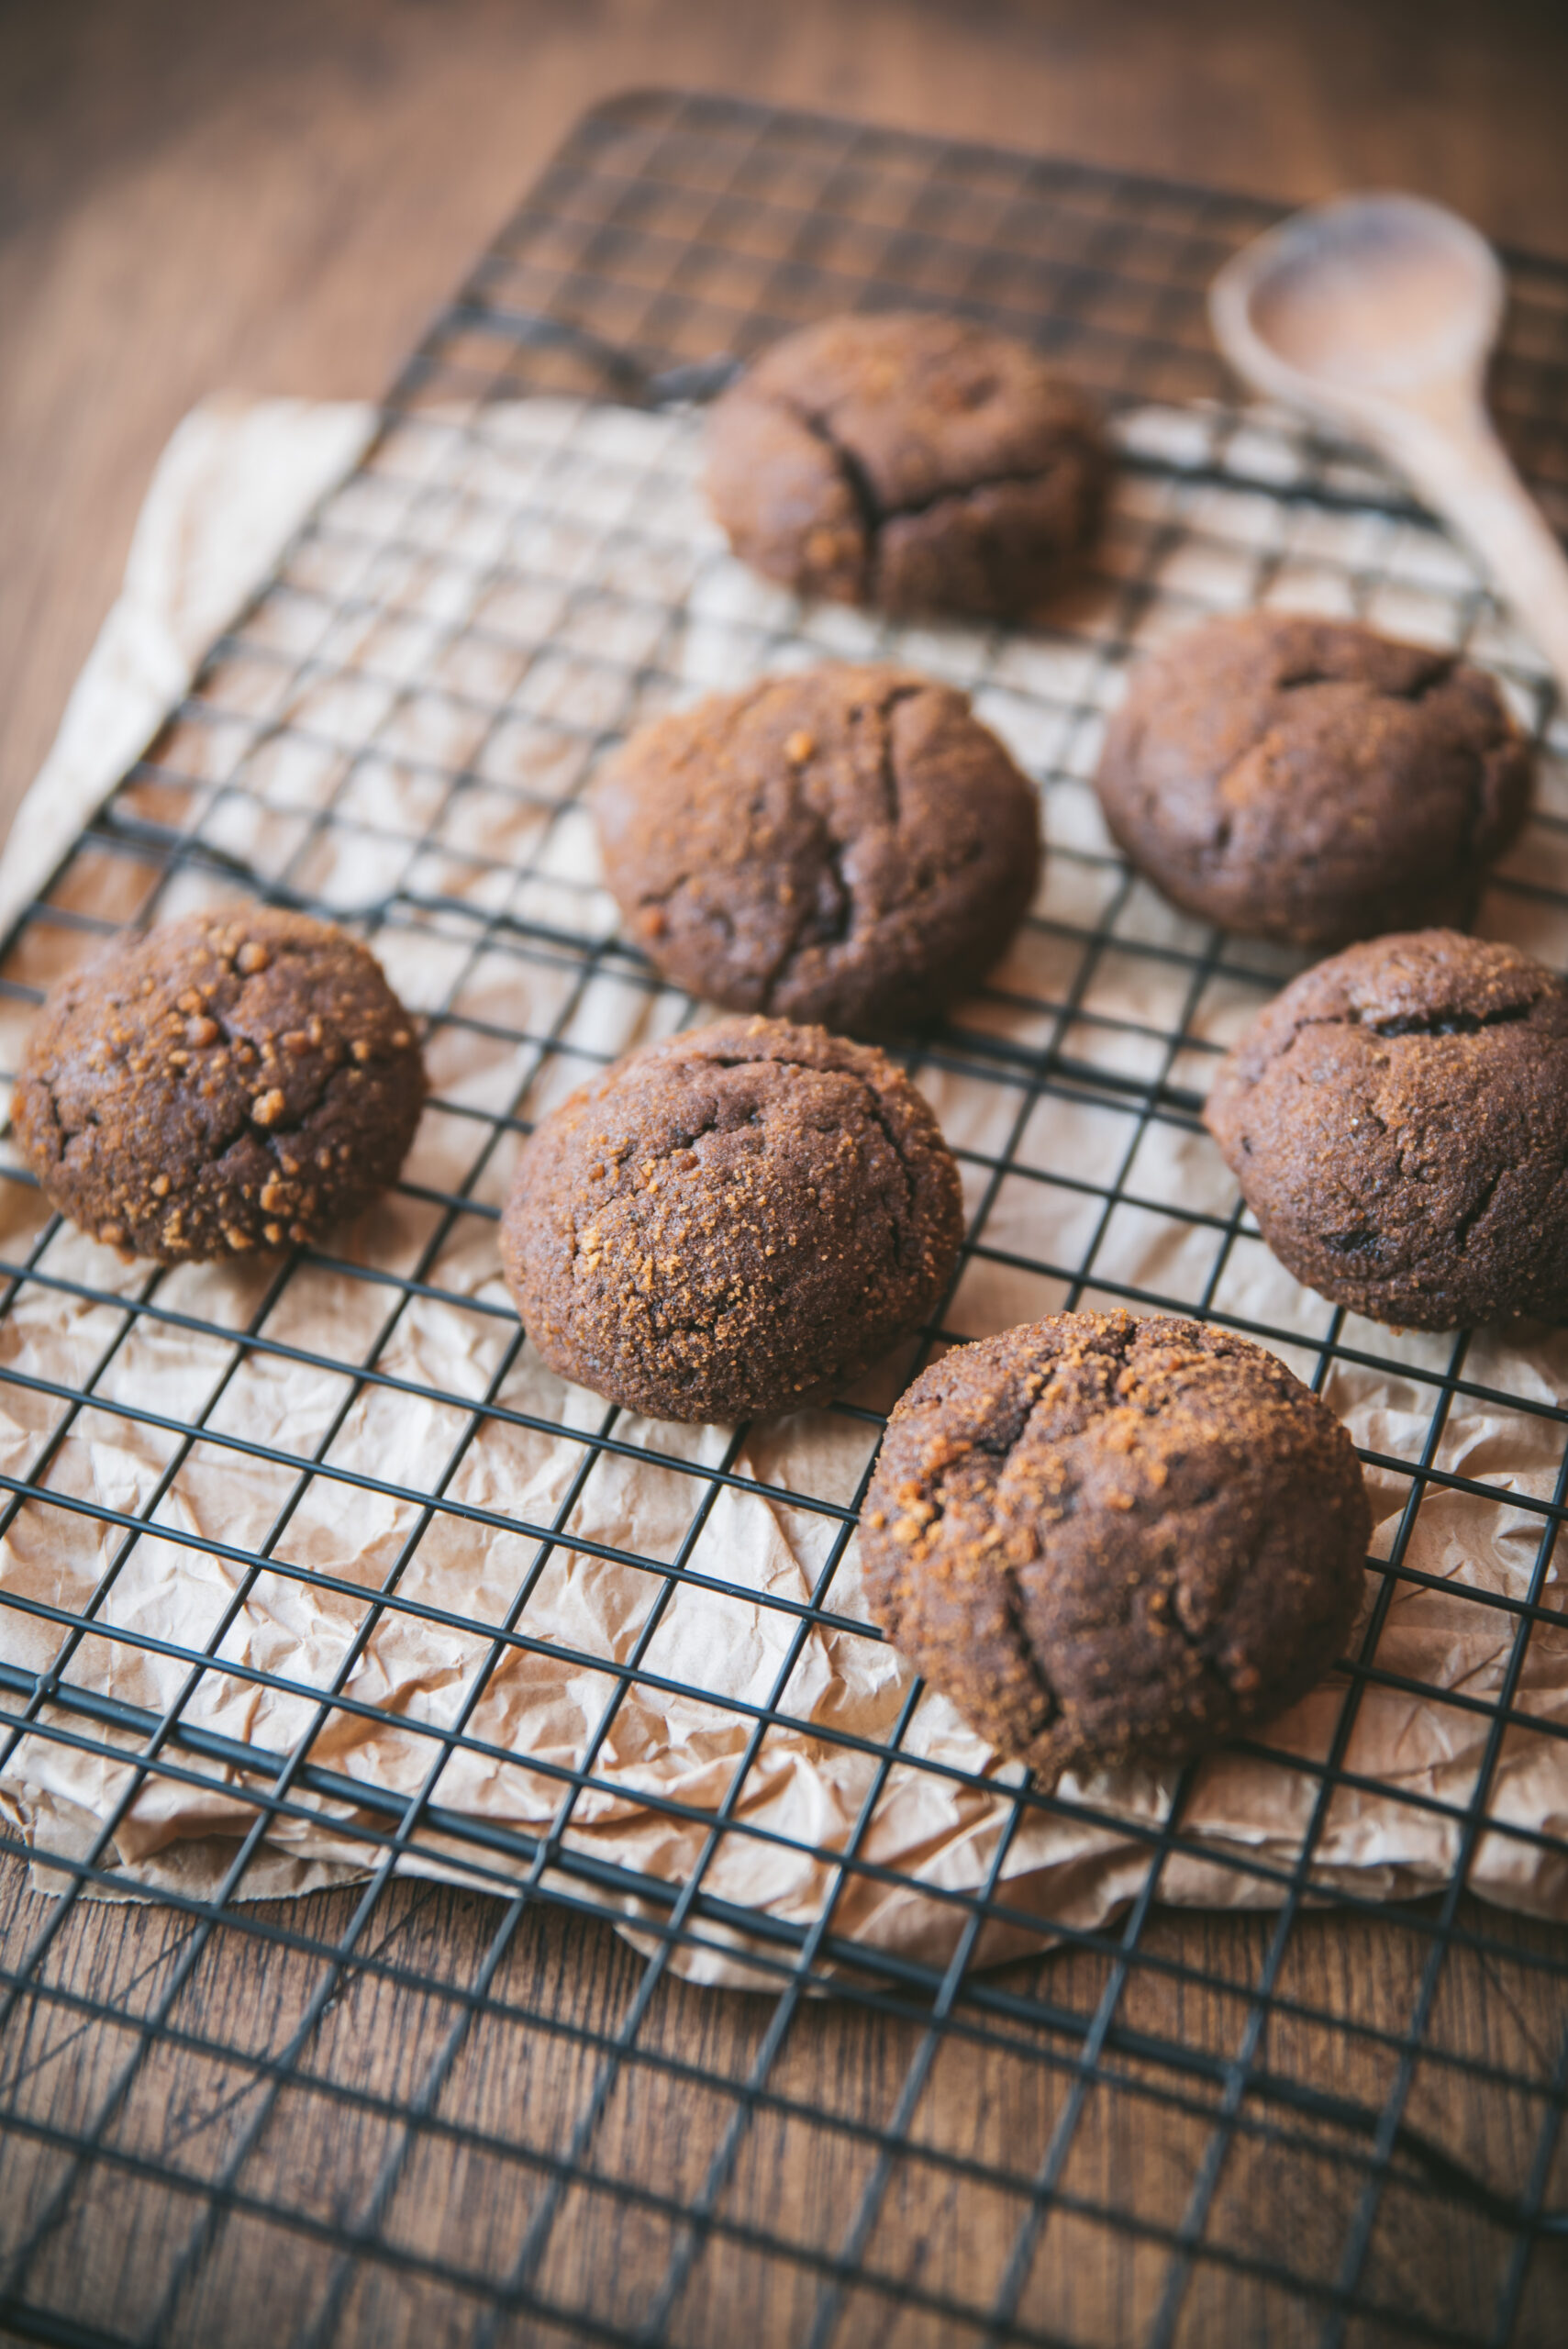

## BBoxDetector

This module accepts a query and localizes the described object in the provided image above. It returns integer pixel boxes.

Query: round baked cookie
[500,1016,963,1422]
[595,664,1040,1033]
[1205,929,1568,1330]
[1095,614,1532,947]
[705,312,1106,619]
[861,1309,1369,1780]
[14,904,426,1262]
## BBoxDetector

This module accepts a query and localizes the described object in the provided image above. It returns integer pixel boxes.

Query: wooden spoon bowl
[1211,193,1568,696]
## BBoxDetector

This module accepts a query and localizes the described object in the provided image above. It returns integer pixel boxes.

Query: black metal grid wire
[1,86,1567,2349]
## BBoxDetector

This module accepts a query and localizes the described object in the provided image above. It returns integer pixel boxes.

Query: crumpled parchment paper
[1,389,1565,1987]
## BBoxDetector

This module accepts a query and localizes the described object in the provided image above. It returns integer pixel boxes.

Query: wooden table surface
[5,5,1568,2344]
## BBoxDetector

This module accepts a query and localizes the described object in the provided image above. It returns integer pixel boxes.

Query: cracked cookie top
[594,664,1040,1034]
[704,312,1106,619]
[1205,929,1568,1330]
[500,1015,963,1423]
[1095,613,1532,948]
[15,903,426,1263]
[861,1308,1369,1781]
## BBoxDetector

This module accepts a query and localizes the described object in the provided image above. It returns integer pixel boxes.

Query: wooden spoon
[1210,192,1568,696]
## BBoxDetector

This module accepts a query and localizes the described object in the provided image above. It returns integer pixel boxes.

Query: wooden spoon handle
[1395,407,1568,702]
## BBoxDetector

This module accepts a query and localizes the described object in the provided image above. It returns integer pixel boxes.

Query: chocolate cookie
[705,312,1106,619]
[1205,929,1568,1330]
[1095,614,1531,947]
[595,664,1040,1033]
[861,1309,1368,1780]
[14,903,426,1262]
[500,1016,963,1422]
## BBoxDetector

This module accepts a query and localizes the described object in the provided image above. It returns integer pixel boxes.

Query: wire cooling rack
[3,86,1568,2349]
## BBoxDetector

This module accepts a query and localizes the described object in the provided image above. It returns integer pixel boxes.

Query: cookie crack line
[572,1054,924,1209]
[999,1553,1062,1739]
[784,396,882,590]
[127,1010,375,1169]
[222,1056,389,1165]
[209,997,378,1141]
[870,456,1094,527]
[1385,656,1458,705]
[869,680,923,832]
[824,1065,920,1241]
[1453,1162,1507,1252]
[949,1380,1051,1471]
[1274,652,1453,701]
[691,1049,922,1158]
[1370,999,1538,1039]
[918,1319,1153,1499]
[1262,993,1543,1072]
[772,683,941,977]
[1321,1224,1383,1257]
[755,840,852,1019]
[32,1077,67,1160]
[812,829,854,949]
[636,1044,927,1262]
[571,1107,731,1199]
[1460,721,1510,863]
[1121,1488,1255,1668]
[782,393,1093,561]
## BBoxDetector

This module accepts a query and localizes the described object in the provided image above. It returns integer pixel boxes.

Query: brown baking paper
[2,393,1566,1987]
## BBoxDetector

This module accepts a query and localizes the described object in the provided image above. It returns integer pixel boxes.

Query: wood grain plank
[2,1854,1566,2343]
[5,0,1568,834]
